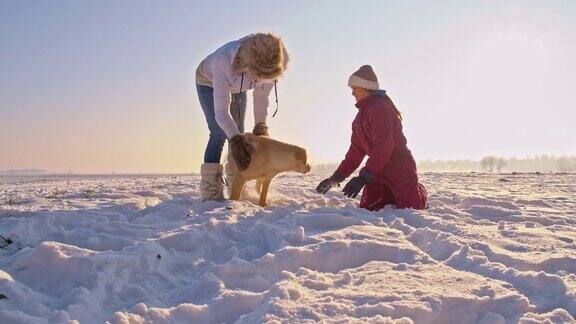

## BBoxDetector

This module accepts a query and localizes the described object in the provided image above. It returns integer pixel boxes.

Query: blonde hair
[232,33,290,80]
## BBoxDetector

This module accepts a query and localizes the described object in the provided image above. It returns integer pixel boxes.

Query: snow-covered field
[0,172,575,323]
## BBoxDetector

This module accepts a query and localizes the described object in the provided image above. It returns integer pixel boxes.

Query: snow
[0,172,575,323]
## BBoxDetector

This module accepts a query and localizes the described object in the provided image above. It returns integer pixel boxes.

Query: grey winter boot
[200,163,225,201]
[223,154,237,198]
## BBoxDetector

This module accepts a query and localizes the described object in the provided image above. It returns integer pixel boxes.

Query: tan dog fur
[228,133,311,206]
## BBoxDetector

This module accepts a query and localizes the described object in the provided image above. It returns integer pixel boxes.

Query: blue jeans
[197,84,247,163]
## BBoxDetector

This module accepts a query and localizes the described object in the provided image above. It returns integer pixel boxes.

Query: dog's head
[293,147,311,174]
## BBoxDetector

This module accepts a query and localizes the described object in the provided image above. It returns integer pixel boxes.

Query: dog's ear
[246,135,259,151]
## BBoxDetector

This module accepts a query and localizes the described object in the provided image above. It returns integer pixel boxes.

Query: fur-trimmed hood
[232,33,289,80]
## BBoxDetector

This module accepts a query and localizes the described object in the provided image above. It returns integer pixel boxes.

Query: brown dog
[228,133,311,206]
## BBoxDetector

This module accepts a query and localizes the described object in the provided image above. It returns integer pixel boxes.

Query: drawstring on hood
[273,80,278,117]
[234,33,286,119]
[238,73,279,118]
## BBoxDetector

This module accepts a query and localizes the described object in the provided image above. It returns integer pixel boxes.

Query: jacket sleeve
[364,109,395,175]
[336,128,366,179]
[212,57,241,139]
[253,82,273,124]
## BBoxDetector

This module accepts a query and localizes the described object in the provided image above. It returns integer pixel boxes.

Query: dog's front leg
[230,174,247,202]
[258,179,272,207]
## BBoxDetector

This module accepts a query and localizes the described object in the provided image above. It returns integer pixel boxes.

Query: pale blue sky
[1,1,575,173]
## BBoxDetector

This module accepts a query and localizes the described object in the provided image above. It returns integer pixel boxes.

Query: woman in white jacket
[196,33,289,200]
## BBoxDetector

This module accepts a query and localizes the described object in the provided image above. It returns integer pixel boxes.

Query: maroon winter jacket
[336,94,424,209]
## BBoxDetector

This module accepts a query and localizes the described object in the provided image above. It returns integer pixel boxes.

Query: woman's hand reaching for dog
[316,171,345,194]
[342,168,374,198]
[229,134,255,171]
[252,122,269,136]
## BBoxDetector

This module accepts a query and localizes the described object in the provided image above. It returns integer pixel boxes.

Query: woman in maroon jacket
[316,65,428,211]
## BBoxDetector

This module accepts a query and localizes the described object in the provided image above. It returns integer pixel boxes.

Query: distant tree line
[0,169,47,176]
[417,155,576,173]
[480,156,507,172]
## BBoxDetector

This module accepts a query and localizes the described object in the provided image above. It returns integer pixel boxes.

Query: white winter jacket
[196,36,274,139]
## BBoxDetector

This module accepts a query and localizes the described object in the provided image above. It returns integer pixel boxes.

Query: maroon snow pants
[359,181,428,211]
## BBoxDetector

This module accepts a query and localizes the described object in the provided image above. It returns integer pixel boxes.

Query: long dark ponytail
[374,90,402,121]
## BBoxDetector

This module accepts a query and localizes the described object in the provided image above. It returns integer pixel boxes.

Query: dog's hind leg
[258,179,272,207]
[230,174,247,202]
[255,180,263,194]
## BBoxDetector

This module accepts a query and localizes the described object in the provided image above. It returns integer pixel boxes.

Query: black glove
[316,171,345,194]
[342,168,373,198]
[229,134,255,171]
[252,122,269,136]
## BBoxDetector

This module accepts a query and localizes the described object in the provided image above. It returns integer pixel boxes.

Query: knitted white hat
[348,65,380,90]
